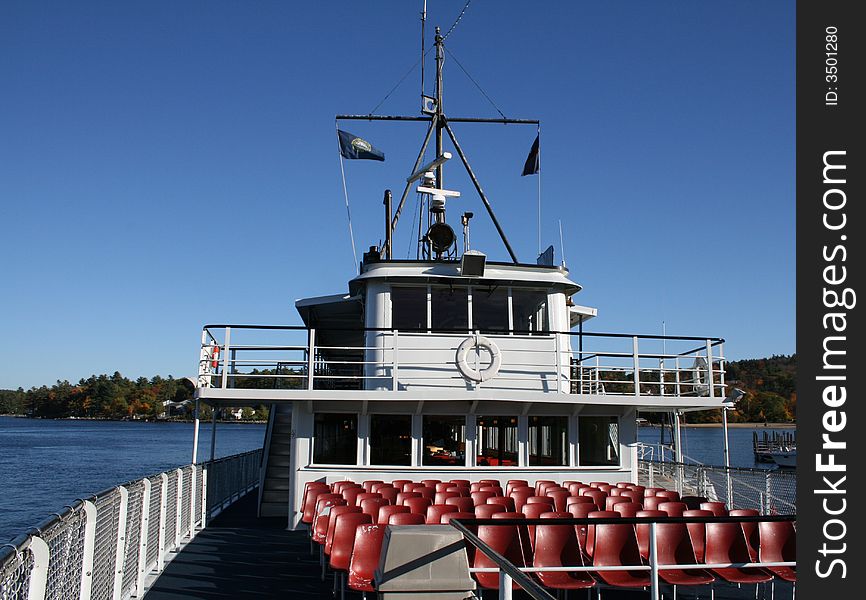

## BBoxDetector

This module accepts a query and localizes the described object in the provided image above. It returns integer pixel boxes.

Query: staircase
[258,403,293,518]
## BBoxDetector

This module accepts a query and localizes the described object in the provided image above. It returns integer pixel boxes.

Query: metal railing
[0,450,260,600]
[450,514,796,600]
[638,459,797,514]
[198,324,725,399]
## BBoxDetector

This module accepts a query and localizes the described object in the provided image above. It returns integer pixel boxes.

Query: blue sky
[0,1,794,389]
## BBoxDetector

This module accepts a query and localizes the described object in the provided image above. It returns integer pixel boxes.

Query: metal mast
[434,26,445,190]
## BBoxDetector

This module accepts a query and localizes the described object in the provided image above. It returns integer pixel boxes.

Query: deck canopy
[295,293,363,348]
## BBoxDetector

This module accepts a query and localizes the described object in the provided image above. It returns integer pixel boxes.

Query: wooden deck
[143,492,793,600]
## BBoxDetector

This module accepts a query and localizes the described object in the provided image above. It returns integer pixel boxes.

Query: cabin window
[313,413,358,465]
[512,290,549,334]
[476,415,519,467]
[431,287,469,332]
[391,286,427,331]
[422,415,466,466]
[578,416,620,466]
[528,415,569,466]
[369,414,412,466]
[471,287,509,333]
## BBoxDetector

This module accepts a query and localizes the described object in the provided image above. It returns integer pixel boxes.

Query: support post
[648,522,660,600]
[135,479,151,597]
[632,336,641,396]
[210,407,217,463]
[174,469,183,549]
[220,327,231,389]
[307,328,316,391]
[706,339,715,399]
[80,500,97,600]
[157,474,167,572]
[25,536,49,600]
[498,572,513,600]
[112,486,129,600]
[722,407,733,507]
[392,330,399,391]
[200,466,209,528]
[383,189,392,259]
[192,398,200,465]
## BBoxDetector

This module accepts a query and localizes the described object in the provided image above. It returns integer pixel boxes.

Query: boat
[1,11,797,600]
[768,447,796,469]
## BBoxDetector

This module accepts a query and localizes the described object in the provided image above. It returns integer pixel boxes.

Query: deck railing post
[648,522,660,600]
[135,478,151,598]
[25,536,49,600]
[307,328,316,390]
[632,336,640,396]
[80,500,97,600]
[174,469,183,549]
[554,333,563,393]
[705,339,715,399]
[189,467,197,536]
[112,486,129,600]
[201,465,209,527]
[157,473,168,572]
[220,327,231,389]
[498,571,513,600]
[675,356,681,397]
[392,329,399,391]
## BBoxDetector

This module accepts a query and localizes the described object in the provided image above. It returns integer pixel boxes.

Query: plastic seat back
[325,505,361,555]
[705,522,772,583]
[448,479,471,487]
[505,479,529,496]
[658,501,688,517]
[426,504,456,524]
[404,496,432,515]
[700,501,728,517]
[354,492,382,506]
[654,520,715,586]
[435,482,453,493]
[758,521,796,581]
[444,496,474,513]
[342,487,364,506]
[655,490,680,502]
[474,504,506,519]
[566,496,595,507]
[487,496,515,512]
[388,512,425,525]
[360,497,388,522]
[582,489,606,508]
[533,515,595,590]
[347,524,386,592]
[362,480,384,493]
[441,511,476,524]
[729,509,760,561]
[396,491,421,505]
[312,497,347,544]
[682,509,712,562]
[471,491,496,506]
[643,496,664,511]
[302,486,331,524]
[420,479,441,489]
[509,488,534,513]
[612,502,640,518]
[435,491,460,505]
[329,512,372,571]
[585,511,619,559]
[681,495,708,510]
[473,513,529,589]
[635,509,667,559]
[546,489,570,512]
[378,486,398,505]
[415,486,436,500]
[591,513,651,588]
[376,505,409,525]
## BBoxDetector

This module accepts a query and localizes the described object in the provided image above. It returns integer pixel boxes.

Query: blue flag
[337,129,385,161]
[521,134,539,176]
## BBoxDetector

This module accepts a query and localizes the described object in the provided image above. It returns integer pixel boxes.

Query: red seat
[643,487,663,498]
[471,491,496,506]
[615,482,635,489]
[590,512,650,589]
[596,484,614,495]
[354,492,382,507]
[325,506,362,556]
[448,479,470,487]
[444,496,474,513]
[655,490,680,502]
[328,512,372,573]
[654,520,715,587]
[535,480,556,494]
[396,491,421,505]
[360,497,389,522]
[474,504,506,519]
[473,513,530,590]
[487,496,515,512]
[566,496,595,507]
[404,497,432,515]
[609,487,625,497]
[628,485,645,496]
[301,485,331,524]
[362,480,384,493]
[758,521,796,582]
[441,511,476,524]
[376,505,410,525]
[445,486,470,497]
[342,488,364,506]
[612,502,640,518]
[730,509,760,561]
[546,489,570,512]
[435,482,453,493]
[704,522,773,584]
[585,511,620,560]
[700,501,728,517]
[533,514,596,591]
[390,479,412,490]
[404,482,423,492]
[370,482,391,494]
[682,509,713,562]
[581,490,606,508]
[520,504,550,549]
[526,496,555,509]
[658,502,688,517]
[470,482,487,492]
[567,503,598,557]
[643,496,665,511]
[388,512,425,525]
[589,481,609,488]
[479,486,503,497]
[505,479,529,496]
[415,486,436,501]
[618,490,643,506]
[509,488,535,513]
[604,496,624,511]
[681,495,708,510]
[347,524,386,593]
[426,504,456,524]
[333,481,361,494]
[312,497,347,544]
[635,510,668,560]
[434,491,460,505]
[378,487,399,505]
[420,479,441,489]
[567,482,586,496]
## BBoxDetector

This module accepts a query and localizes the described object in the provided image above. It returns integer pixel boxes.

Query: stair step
[262,490,289,504]
[264,479,291,492]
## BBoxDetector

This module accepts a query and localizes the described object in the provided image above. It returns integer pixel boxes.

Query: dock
[753,431,796,462]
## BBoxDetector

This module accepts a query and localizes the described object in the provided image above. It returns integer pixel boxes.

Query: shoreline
[0,414,267,425]
[640,422,795,429]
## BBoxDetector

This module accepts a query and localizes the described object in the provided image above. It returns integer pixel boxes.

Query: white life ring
[455,335,502,382]
[691,356,709,396]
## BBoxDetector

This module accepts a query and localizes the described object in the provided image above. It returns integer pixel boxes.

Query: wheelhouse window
[472,287,509,333]
[578,415,620,466]
[422,415,466,466]
[391,286,427,331]
[512,289,549,334]
[431,287,469,332]
[528,415,568,466]
[314,413,357,464]
[370,414,412,466]
[476,415,518,466]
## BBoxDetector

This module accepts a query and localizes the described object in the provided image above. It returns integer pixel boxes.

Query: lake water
[0,416,265,542]
[0,416,791,542]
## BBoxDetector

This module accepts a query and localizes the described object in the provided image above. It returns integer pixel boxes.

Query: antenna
[420,0,427,100]
[558,220,566,268]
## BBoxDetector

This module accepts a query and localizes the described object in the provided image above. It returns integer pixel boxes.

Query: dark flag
[337,129,385,161]
[521,134,539,176]
[537,245,554,266]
